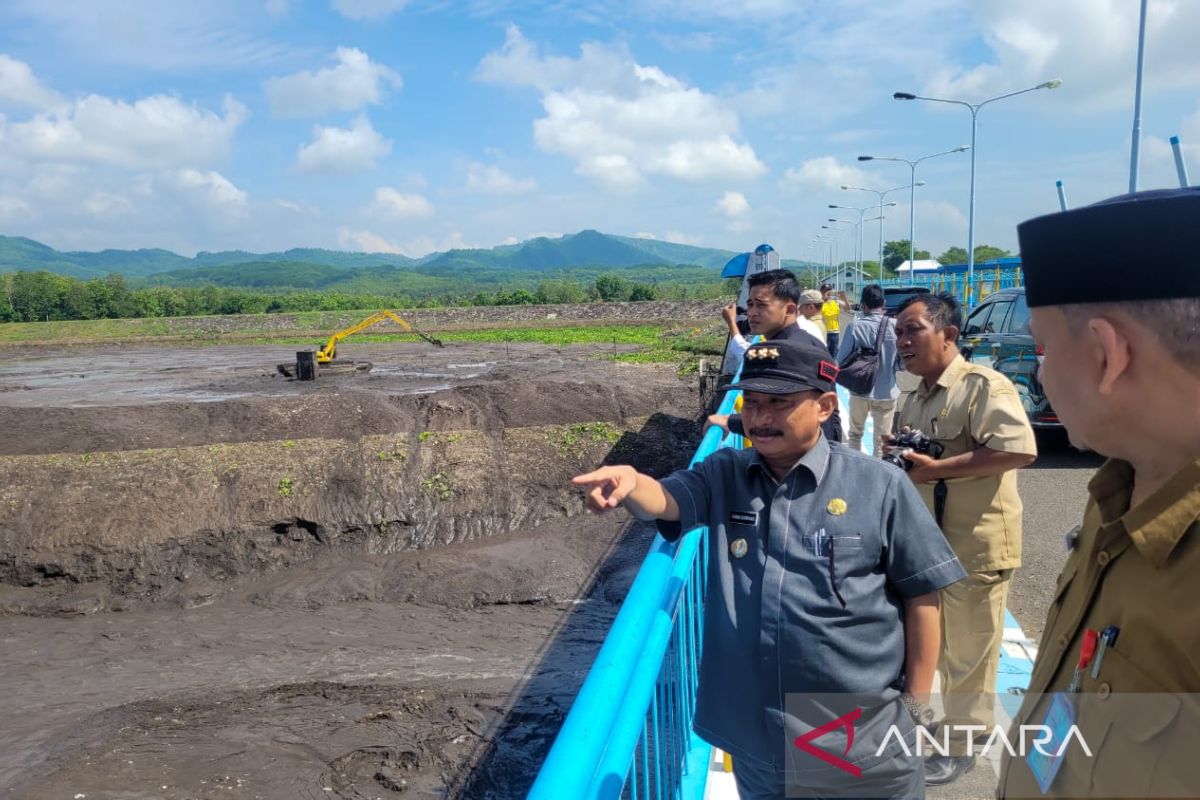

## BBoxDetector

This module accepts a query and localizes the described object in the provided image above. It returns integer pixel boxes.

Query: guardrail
[527,385,745,800]
[882,266,1023,306]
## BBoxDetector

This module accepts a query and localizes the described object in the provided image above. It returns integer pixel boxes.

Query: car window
[1004,294,1031,334]
[962,302,993,336]
[983,301,1013,334]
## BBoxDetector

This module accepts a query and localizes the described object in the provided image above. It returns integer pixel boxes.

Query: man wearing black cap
[998,188,1200,799]
[574,337,965,799]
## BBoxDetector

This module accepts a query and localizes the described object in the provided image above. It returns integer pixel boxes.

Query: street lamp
[825,219,858,289]
[829,202,897,283]
[841,184,921,278]
[893,79,1062,304]
[858,145,969,269]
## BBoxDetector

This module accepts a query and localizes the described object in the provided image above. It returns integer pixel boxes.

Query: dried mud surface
[0,340,702,799]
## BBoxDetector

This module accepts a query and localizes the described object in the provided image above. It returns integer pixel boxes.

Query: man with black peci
[574,337,965,798]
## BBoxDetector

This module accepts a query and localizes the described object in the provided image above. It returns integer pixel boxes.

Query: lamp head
[885,202,898,208]
[857,155,874,161]
[893,92,916,100]
[914,181,927,187]
[840,185,850,190]
[953,145,970,152]
[1039,79,1062,90]
[827,204,839,209]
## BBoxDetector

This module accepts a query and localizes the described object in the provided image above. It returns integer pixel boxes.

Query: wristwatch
[900,693,936,727]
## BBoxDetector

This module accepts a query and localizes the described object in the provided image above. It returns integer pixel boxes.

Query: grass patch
[277,477,295,498]
[548,422,623,459]
[421,473,453,501]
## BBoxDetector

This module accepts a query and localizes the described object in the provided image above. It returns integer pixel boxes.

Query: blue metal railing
[881,261,1024,307]
[528,386,744,800]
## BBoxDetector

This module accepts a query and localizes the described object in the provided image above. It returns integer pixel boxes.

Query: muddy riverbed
[0,340,702,799]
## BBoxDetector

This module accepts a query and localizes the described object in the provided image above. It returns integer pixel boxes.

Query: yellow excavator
[281,310,443,379]
[315,309,443,363]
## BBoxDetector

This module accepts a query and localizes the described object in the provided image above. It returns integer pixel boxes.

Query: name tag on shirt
[730,510,758,526]
[1025,692,1076,794]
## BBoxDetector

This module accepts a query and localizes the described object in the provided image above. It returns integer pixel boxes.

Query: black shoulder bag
[835,314,889,396]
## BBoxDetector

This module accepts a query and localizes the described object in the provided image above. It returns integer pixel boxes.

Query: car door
[960,298,1009,366]
[993,292,1055,423]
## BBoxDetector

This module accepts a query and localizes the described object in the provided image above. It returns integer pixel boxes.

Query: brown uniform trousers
[998,456,1200,798]
[899,355,1036,756]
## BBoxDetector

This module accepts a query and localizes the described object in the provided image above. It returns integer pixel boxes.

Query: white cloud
[715,190,750,218]
[82,190,133,217]
[332,0,411,20]
[336,226,469,257]
[464,162,536,194]
[924,0,1200,110]
[781,157,872,191]
[171,168,248,208]
[0,194,31,219]
[477,25,764,188]
[0,54,62,110]
[338,227,405,253]
[371,186,434,219]
[2,0,306,71]
[715,190,752,232]
[295,116,391,173]
[0,93,246,170]
[274,198,318,214]
[264,47,401,118]
[501,236,519,245]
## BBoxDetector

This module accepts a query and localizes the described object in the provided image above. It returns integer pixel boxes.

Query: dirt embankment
[0,342,703,799]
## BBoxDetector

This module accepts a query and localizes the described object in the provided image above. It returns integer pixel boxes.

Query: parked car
[883,285,930,317]
[958,287,1060,428]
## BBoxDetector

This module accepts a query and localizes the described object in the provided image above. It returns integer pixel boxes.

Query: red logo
[793,707,863,777]
[818,361,840,382]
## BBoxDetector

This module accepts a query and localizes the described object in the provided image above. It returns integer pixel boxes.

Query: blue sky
[0,0,1197,262]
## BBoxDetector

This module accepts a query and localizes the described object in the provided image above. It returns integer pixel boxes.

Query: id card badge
[1025,692,1076,794]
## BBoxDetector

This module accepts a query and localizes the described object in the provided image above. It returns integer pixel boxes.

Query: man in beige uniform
[891,291,1037,785]
[998,188,1200,798]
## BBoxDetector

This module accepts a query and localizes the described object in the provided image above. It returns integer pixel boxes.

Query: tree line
[0,270,739,324]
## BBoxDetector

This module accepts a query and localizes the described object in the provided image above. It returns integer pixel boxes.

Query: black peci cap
[1017,187,1200,308]
[727,338,840,395]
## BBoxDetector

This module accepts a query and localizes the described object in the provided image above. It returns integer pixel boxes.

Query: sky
[0,0,1197,262]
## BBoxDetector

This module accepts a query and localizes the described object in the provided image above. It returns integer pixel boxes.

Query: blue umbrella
[720,252,749,278]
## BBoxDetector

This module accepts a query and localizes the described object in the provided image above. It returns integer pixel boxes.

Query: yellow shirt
[998,455,1200,798]
[821,299,841,333]
[897,354,1037,571]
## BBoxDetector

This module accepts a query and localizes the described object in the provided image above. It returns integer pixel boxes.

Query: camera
[882,429,945,471]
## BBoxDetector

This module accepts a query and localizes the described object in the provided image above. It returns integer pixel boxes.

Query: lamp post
[825,219,858,290]
[829,202,896,284]
[857,146,969,269]
[820,225,847,292]
[841,184,920,279]
[893,79,1062,305]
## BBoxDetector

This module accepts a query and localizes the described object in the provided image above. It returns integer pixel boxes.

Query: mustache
[749,427,783,437]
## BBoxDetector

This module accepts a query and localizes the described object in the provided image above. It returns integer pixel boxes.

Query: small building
[897,259,941,273]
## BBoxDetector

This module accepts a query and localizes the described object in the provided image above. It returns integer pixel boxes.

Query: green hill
[0,230,820,293]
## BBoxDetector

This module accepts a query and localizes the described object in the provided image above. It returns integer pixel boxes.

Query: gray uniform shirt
[836,311,902,401]
[657,436,964,769]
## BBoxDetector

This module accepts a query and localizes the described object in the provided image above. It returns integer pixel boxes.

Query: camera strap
[933,478,948,528]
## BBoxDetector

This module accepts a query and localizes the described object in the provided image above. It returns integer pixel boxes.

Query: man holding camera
[891,292,1037,786]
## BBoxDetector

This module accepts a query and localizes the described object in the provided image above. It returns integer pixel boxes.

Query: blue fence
[527,388,745,799]
[880,258,1023,306]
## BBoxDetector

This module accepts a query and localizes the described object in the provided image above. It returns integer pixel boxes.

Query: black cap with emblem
[1017,187,1200,308]
[727,338,840,395]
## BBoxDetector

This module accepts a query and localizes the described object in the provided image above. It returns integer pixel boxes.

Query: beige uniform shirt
[898,354,1036,571]
[998,456,1200,798]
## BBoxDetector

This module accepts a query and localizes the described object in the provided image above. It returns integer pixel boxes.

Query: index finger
[572,468,616,486]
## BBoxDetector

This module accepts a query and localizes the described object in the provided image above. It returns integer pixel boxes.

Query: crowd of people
[573,187,1199,799]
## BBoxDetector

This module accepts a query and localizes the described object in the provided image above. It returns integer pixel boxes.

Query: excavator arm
[315,310,443,363]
